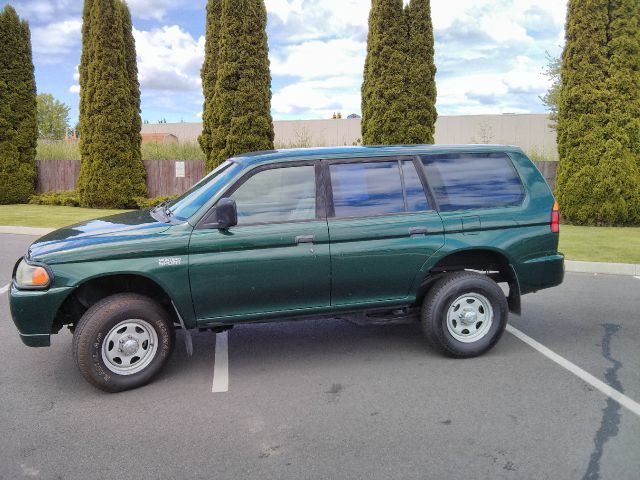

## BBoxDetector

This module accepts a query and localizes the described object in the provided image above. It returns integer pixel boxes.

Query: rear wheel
[73,293,175,392]
[421,272,508,358]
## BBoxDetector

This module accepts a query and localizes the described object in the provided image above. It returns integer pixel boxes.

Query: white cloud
[272,77,361,119]
[30,19,82,62]
[69,84,80,93]
[271,38,365,80]
[133,26,205,92]
[11,0,80,23]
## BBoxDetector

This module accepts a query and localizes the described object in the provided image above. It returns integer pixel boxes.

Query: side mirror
[202,198,237,230]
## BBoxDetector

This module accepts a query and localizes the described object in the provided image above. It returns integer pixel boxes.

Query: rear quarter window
[420,153,524,212]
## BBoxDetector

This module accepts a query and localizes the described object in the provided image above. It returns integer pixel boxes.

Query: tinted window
[401,160,430,212]
[421,153,524,211]
[230,165,316,224]
[330,161,404,217]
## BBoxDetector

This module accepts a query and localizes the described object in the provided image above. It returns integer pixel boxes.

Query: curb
[0,225,638,277]
[0,226,54,236]
[565,260,640,277]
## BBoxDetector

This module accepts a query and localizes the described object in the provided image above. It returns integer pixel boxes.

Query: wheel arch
[417,247,521,315]
[52,273,184,334]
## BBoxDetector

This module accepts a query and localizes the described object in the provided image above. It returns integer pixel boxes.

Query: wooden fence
[37,160,205,197]
[36,159,558,197]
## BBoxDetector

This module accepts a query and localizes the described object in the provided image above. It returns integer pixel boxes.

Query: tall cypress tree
[119,1,145,187]
[556,0,640,225]
[77,0,146,208]
[78,0,93,143]
[0,6,37,204]
[405,0,437,144]
[361,0,408,145]
[209,0,274,169]
[199,0,222,168]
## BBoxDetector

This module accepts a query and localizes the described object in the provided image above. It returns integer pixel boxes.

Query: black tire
[421,272,508,358]
[73,293,175,393]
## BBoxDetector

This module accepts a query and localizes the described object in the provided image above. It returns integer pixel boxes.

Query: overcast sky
[10,0,567,124]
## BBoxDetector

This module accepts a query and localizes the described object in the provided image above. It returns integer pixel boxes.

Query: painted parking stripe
[506,324,640,418]
[0,283,9,295]
[634,276,640,280]
[211,331,229,393]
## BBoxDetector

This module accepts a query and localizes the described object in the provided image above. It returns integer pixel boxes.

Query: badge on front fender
[158,257,182,267]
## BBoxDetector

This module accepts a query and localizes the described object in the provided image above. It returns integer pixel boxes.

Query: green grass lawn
[0,205,638,264]
[0,205,129,229]
[559,225,640,264]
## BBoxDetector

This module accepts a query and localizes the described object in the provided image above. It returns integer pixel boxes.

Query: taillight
[551,201,560,233]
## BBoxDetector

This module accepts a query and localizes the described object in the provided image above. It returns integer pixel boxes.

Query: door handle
[409,227,428,236]
[295,235,315,244]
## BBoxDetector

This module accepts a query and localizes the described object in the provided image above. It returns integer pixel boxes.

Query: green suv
[9,145,564,392]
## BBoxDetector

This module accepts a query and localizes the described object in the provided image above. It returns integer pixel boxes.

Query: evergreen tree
[556,0,640,225]
[361,0,408,145]
[199,0,221,167]
[119,1,145,187]
[405,0,437,144]
[0,6,37,204]
[209,0,274,169]
[77,0,146,208]
[78,0,93,143]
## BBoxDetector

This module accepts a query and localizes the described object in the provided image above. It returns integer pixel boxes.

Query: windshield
[167,160,243,221]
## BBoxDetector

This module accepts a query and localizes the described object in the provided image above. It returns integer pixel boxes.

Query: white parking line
[211,331,229,393]
[634,276,640,280]
[0,283,9,295]
[506,324,640,418]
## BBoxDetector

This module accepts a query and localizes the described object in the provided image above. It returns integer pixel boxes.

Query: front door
[326,157,444,306]
[189,162,330,321]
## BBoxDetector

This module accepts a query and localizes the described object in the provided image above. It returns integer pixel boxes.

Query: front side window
[421,153,524,211]
[330,161,405,217]
[230,165,317,224]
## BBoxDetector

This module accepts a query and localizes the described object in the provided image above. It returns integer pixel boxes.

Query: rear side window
[329,159,430,217]
[330,162,404,217]
[420,153,524,211]
[401,160,430,212]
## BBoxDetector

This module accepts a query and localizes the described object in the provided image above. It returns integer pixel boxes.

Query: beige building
[141,113,557,159]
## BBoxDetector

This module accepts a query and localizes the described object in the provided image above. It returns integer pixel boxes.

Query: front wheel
[421,272,508,358]
[73,293,175,392]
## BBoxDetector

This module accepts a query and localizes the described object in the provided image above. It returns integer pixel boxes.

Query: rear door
[189,162,331,321]
[325,157,444,306]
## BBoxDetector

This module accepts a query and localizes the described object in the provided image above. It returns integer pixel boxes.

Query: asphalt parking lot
[0,233,639,480]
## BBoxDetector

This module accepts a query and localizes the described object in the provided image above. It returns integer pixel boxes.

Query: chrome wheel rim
[445,293,493,343]
[101,319,158,375]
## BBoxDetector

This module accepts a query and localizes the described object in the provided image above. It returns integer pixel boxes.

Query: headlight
[14,258,52,289]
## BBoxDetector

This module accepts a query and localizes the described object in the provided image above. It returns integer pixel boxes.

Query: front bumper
[9,283,74,348]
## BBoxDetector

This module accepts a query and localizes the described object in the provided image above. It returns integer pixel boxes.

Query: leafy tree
[199,0,221,167]
[0,6,37,204]
[37,93,70,140]
[209,0,274,169]
[77,0,146,208]
[405,0,437,144]
[556,0,640,226]
[361,0,409,145]
[540,53,561,128]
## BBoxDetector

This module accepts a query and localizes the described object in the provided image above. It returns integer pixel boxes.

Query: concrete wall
[141,114,557,159]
